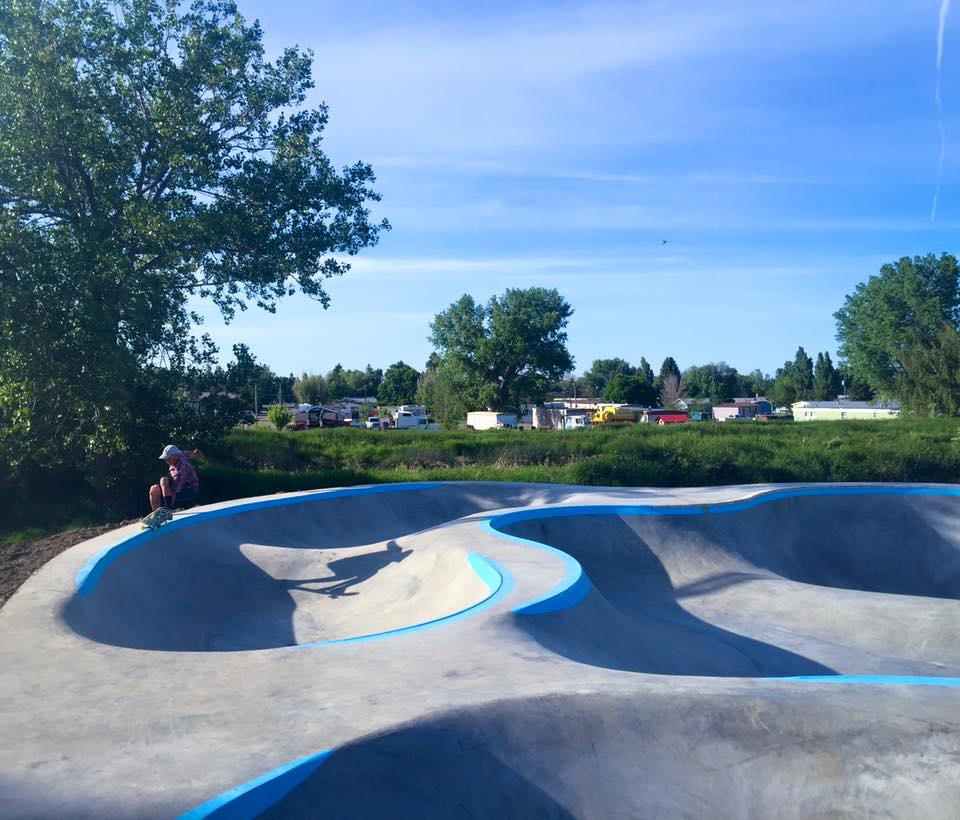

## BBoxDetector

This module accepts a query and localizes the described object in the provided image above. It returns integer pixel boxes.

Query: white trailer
[394,410,440,430]
[466,411,518,430]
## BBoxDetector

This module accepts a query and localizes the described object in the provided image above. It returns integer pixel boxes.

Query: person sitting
[149,444,204,520]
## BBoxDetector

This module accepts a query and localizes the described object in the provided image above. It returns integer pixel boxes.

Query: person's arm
[190,449,204,460]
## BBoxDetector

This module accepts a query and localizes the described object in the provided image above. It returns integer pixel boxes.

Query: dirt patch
[0,521,135,609]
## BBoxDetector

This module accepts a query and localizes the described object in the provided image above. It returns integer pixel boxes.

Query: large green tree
[414,358,469,426]
[683,362,743,404]
[603,373,657,405]
[835,254,959,400]
[581,357,633,398]
[428,288,574,411]
[0,0,387,508]
[378,361,419,406]
[768,347,815,407]
[812,352,840,401]
[895,325,960,416]
[293,372,326,405]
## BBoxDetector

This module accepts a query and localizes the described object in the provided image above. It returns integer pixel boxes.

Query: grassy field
[6,419,959,542]
[200,419,960,502]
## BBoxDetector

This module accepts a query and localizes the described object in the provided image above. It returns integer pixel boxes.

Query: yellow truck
[592,404,641,424]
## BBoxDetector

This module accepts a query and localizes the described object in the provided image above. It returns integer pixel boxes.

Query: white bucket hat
[159,444,182,461]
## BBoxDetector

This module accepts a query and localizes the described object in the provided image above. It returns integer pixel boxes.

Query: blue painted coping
[179,749,333,819]
[295,554,513,649]
[483,484,960,687]
[479,517,591,615]
[483,483,960,615]
[773,675,960,687]
[75,482,445,595]
[176,556,513,817]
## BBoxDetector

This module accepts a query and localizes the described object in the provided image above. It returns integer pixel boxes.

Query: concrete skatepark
[1,481,959,818]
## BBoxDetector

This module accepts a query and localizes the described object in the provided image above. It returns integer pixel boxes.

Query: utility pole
[253,383,258,414]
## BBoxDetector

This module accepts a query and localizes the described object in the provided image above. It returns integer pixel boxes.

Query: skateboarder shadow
[282,541,411,598]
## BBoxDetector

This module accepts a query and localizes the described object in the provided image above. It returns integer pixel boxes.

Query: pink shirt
[169,454,199,494]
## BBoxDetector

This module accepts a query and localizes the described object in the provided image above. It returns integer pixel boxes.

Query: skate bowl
[492,488,960,678]
[253,689,960,819]
[62,482,553,651]
[2,482,960,818]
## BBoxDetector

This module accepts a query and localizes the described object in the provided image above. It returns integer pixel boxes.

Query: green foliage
[0,0,386,513]
[226,344,289,407]
[324,363,382,400]
[415,358,472,426]
[896,324,960,416]
[812,351,841,401]
[378,361,420,406]
[768,347,815,406]
[206,419,960,492]
[582,358,633,397]
[604,372,657,405]
[293,373,326,405]
[835,254,960,398]
[267,404,292,431]
[428,287,574,412]
[8,419,960,537]
[638,357,655,385]
[658,357,681,386]
[683,362,745,403]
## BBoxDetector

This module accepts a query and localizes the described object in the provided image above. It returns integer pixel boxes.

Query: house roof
[792,400,901,410]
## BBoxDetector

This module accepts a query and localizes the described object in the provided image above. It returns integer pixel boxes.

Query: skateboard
[140,507,172,530]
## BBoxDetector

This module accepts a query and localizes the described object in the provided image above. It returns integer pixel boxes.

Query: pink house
[712,398,773,422]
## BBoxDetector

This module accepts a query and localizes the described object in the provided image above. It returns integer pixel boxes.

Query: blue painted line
[482,485,960,615]
[479,519,591,615]
[482,485,960,688]
[74,482,445,595]
[296,554,514,648]
[173,557,506,814]
[775,675,960,687]
[486,486,960,530]
[179,749,333,819]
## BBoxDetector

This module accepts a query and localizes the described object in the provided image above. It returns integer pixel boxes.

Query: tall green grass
[199,419,960,503]
[7,420,958,540]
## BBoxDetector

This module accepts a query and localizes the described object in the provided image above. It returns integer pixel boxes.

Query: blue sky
[194,0,958,380]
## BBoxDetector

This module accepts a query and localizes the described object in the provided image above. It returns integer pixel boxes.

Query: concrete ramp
[63,483,555,651]
[1,482,959,818]
[261,689,960,819]
[504,493,960,679]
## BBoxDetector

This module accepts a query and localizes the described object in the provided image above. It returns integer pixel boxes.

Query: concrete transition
[1,481,959,818]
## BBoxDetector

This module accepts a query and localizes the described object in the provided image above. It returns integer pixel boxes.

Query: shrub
[267,405,292,431]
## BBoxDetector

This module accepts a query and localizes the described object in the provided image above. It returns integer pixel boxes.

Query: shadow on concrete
[255,688,960,819]
[61,484,585,652]
[281,541,411,598]
[259,722,577,820]
[510,516,834,677]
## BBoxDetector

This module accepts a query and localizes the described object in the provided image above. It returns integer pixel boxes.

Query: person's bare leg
[149,483,163,511]
[159,476,174,508]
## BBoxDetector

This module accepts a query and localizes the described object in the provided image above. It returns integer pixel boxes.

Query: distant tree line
[220,254,958,427]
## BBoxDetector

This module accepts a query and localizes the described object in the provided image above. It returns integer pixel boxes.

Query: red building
[643,408,690,424]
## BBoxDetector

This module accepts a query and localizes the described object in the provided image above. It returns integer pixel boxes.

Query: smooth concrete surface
[1,481,959,818]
